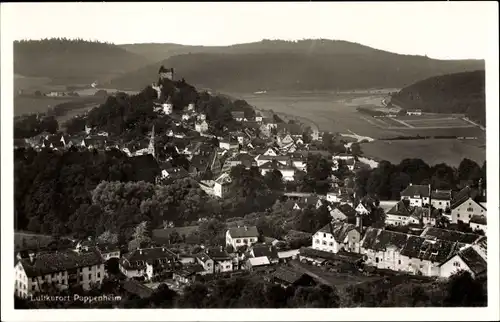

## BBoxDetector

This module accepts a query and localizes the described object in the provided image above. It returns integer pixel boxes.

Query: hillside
[14,38,152,85]
[391,70,486,125]
[112,39,484,92]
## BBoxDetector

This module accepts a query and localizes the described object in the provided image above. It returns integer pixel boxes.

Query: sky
[1,2,497,60]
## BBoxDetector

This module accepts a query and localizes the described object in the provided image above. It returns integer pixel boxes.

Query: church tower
[148,125,156,159]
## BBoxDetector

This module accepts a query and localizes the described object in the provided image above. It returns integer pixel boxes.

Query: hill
[14,38,152,85]
[112,39,484,92]
[391,70,486,125]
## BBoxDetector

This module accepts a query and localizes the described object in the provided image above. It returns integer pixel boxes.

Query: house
[159,166,190,181]
[430,189,452,210]
[255,113,263,123]
[119,247,178,280]
[95,244,120,261]
[14,249,105,298]
[400,184,431,207]
[439,245,487,279]
[332,152,354,161]
[172,264,205,286]
[206,247,233,273]
[259,161,296,181]
[219,138,239,151]
[330,204,357,222]
[194,253,215,275]
[406,109,422,116]
[277,249,300,262]
[197,113,206,121]
[263,147,279,157]
[360,227,459,276]
[226,226,260,250]
[292,195,322,211]
[195,120,209,133]
[162,102,173,115]
[355,201,372,215]
[385,200,421,226]
[469,215,487,234]
[231,111,245,122]
[186,102,195,111]
[269,267,316,288]
[182,112,193,121]
[290,155,307,171]
[214,172,232,198]
[312,222,361,253]
[278,134,294,146]
[246,256,271,270]
[450,195,486,224]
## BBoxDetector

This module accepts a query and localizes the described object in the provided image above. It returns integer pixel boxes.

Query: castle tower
[148,125,156,159]
[158,66,174,81]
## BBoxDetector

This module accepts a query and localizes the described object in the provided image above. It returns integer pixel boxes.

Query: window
[467,207,473,212]
[329,242,333,246]
[207,263,211,267]
[439,202,442,205]
[322,241,327,245]
[236,239,241,243]
[323,233,326,238]
[458,214,460,218]
[97,272,100,279]
[243,239,248,243]
[32,285,35,291]
[88,274,92,280]
[453,261,461,267]
[226,265,231,269]
[315,239,319,244]
[469,215,472,218]
[398,260,401,265]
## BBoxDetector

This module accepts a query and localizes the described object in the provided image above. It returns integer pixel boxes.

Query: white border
[1,2,499,321]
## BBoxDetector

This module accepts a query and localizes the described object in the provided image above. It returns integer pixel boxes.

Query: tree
[350,143,362,156]
[128,221,152,251]
[264,169,284,191]
[444,271,487,307]
[198,218,227,246]
[457,158,481,184]
[97,230,118,245]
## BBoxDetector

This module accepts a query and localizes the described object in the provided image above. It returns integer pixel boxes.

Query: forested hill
[14,39,152,84]
[391,70,486,126]
[111,39,484,91]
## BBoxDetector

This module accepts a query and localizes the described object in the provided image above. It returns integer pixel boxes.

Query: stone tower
[148,125,156,159]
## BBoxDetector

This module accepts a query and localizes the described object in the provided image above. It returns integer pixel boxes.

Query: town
[13,66,488,309]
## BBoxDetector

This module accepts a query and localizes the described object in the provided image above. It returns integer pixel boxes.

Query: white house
[162,102,173,115]
[469,215,487,234]
[400,184,431,207]
[259,161,296,181]
[195,253,215,275]
[195,120,209,133]
[214,172,232,198]
[197,113,206,121]
[406,109,422,116]
[291,157,306,171]
[186,103,195,111]
[430,190,452,210]
[255,155,291,167]
[384,200,421,226]
[450,197,487,224]
[355,202,371,215]
[219,139,239,151]
[119,247,177,280]
[14,249,105,298]
[439,245,487,278]
[312,222,361,254]
[255,113,263,123]
[263,147,278,157]
[205,248,233,273]
[226,226,260,250]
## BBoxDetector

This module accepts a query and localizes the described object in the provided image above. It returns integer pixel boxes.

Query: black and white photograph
[1,2,498,321]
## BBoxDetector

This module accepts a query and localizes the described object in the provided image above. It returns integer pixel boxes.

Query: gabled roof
[231,111,245,118]
[215,172,232,185]
[299,247,364,264]
[195,252,213,263]
[317,222,358,243]
[248,256,271,267]
[400,236,457,263]
[206,247,231,261]
[447,246,487,276]
[174,264,205,277]
[431,190,452,200]
[228,226,259,238]
[420,227,482,245]
[400,184,430,198]
[272,267,309,284]
[336,204,357,218]
[450,196,486,211]
[256,154,291,162]
[124,247,177,265]
[259,161,295,171]
[20,249,103,277]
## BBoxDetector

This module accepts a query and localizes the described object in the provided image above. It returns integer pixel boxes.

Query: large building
[225,226,260,250]
[14,249,105,298]
[400,184,431,207]
[312,222,361,253]
[119,247,178,280]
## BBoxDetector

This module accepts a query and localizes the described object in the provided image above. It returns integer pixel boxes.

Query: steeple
[148,125,156,159]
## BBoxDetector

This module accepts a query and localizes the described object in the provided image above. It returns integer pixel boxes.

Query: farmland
[231,91,485,166]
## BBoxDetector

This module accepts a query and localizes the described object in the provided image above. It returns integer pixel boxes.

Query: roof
[174,264,205,277]
[215,172,232,185]
[272,267,309,284]
[361,228,409,252]
[248,256,271,267]
[278,249,300,259]
[299,247,364,264]
[251,245,279,260]
[162,167,189,179]
[122,280,154,299]
[195,252,212,263]
[259,161,295,171]
[469,215,487,225]
[399,236,457,263]
[317,222,358,243]
[420,227,482,245]
[256,154,291,162]
[20,249,103,277]
[206,248,231,261]
[228,226,259,238]
[336,204,357,218]
[455,246,487,276]
[400,184,430,198]
[431,190,452,200]
[122,247,177,269]
[450,186,481,209]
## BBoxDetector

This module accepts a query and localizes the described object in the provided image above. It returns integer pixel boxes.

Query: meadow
[233,91,486,166]
[14,231,54,251]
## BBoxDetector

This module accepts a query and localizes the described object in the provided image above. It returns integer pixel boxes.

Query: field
[361,139,485,167]
[14,231,54,251]
[231,91,486,166]
[14,96,79,116]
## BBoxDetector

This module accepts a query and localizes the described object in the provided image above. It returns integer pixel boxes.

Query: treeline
[16,270,486,308]
[109,49,483,91]
[391,70,486,126]
[14,115,59,138]
[355,157,486,200]
[14,38,150,83]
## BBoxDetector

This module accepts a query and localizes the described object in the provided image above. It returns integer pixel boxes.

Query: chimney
[29,252,35,264]
[356,214,363,232]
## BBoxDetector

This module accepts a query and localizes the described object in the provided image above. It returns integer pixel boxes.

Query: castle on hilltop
[159,66,174,81]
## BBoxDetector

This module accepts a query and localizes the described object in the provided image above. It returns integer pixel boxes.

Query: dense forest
[14,38,151,84]
[110,39,483,91]
[391,70,486,126]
